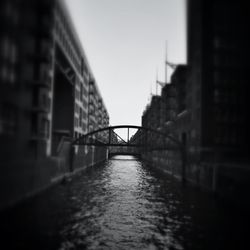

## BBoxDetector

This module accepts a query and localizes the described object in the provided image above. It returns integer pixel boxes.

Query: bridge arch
[72,125,182,150]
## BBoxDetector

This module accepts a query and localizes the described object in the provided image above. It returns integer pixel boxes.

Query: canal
[0,155,248,250]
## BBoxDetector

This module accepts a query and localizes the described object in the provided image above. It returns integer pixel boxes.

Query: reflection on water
[0,155,249,249]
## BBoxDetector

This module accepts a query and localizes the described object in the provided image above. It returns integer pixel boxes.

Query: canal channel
[0,155,248,250]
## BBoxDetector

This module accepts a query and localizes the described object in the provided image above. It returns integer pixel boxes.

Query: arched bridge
[72,125,187,183]
[72,125,183,153]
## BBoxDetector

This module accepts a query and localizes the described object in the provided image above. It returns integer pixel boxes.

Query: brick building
[139,0,250,195]
[142,95,161,131]
[0,0,109,210]
[187,0,250,162]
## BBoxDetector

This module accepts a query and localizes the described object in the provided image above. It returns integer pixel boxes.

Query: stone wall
[142,150,250,207]
[0,143,108,211]
[142,150,218,190]
[72,145,108,171]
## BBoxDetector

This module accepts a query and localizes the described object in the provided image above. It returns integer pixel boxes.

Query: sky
[65,0,187,128]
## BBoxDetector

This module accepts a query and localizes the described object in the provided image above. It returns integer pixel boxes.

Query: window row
[54,18,81,74]
[213,89,246,105]
[0,103,17,136]
[75,104,87,119]
[213,71,247,86]
[74,116,87,129]
[214,128,247,146]
[0,36,17,64]
[75,87,88,103]
[0,65,16,85]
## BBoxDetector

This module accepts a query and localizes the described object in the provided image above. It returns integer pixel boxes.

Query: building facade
[139,0,250,196]
[187,0,250,162]
[0,0,109,158]
[88,78,109,133]
[0,0,55,159]
[0,0,109,210]
[142,95,161,131]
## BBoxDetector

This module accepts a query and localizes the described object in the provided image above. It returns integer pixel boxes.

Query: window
[0,66,8,82]
[81,58,84,76]
[0,104,17,136]
[79,108,82,128]
[10,43,17,64]
[1,36,10,60]
[80,83,83,101]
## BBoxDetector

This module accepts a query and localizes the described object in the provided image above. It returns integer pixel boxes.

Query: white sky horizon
[65,0,187,139]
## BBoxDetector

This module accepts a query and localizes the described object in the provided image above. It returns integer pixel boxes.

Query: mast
[165,41,168,84]
[156,68,159,95]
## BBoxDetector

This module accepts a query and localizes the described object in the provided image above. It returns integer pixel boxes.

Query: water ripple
[58,155,211,249]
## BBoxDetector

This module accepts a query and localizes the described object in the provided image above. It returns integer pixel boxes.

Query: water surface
[0,155,248,249]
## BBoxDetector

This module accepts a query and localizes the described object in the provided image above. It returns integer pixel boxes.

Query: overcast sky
[65,0,187,128]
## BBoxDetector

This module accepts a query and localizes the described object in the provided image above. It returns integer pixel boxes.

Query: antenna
[147,83,152,105]
[165,41,168,83]
[166,61,178,70]
[164,41,178,81]
[156,68,158,95]
[156,68,166,88]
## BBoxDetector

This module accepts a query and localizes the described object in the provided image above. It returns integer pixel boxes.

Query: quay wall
[142,151,250,207]
[0,145,108,212]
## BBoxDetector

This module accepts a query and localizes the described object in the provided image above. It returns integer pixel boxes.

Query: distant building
[171,65,188,115]
[142,95,161,130]
[141,83,177,137]
[170,65,189,152]
[160,83,177,132]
